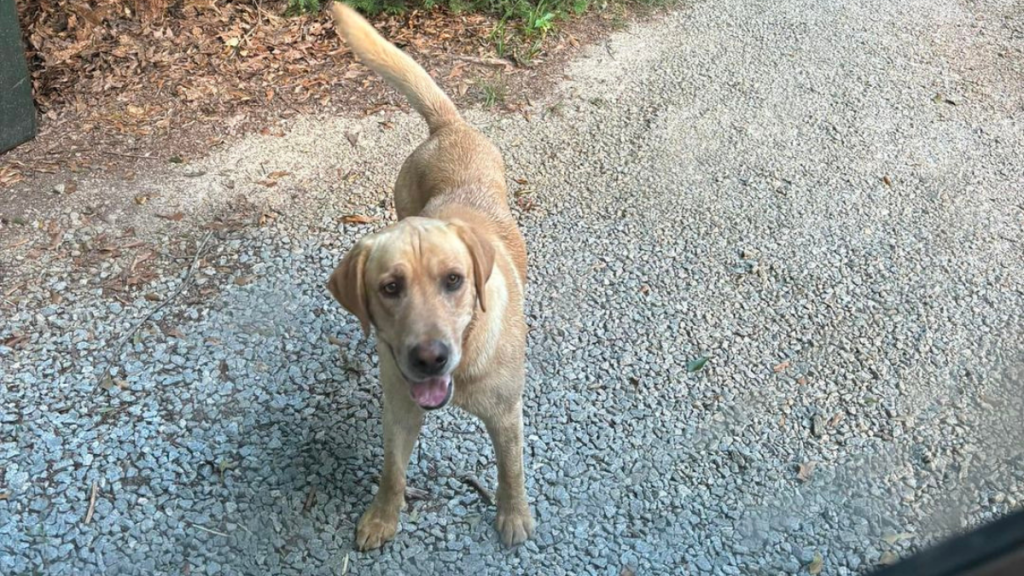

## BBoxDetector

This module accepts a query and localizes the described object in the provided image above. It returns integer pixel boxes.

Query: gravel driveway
[2,0,1023,573]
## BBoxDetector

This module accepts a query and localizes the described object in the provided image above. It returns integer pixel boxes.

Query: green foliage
[286,0,321,16]
[331,0,585,32]
[322,0,679,46]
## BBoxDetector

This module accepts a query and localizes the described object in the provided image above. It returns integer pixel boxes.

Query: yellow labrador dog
[326,3,533,550]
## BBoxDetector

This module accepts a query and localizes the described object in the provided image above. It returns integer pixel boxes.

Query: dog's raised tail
[329,2,461,133]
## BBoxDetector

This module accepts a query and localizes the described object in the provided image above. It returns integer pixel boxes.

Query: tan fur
[327,3,533,550]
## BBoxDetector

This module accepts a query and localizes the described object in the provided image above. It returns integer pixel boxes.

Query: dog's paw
[355,505,399,551]
[496,505,534,547]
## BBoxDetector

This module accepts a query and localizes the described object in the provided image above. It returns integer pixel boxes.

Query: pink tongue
[409,376,451,408]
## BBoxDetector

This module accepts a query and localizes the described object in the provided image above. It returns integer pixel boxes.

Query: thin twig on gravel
[84,482,98,524]
[190,524,229,538]
[404,486,431,501]
[109,232,214,368]
[461,474,494,506]
[100,150,159,160]
[302,487,317,513]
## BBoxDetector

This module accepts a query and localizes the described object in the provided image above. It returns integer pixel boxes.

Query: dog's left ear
[327,236,374,336]
[452,223,495,312]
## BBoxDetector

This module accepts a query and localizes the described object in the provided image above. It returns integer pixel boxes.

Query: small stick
[453,55,516,68]
[4,282,24,298]
[303,487,317,513]
[404,486,430,501]
[461,475,494,506]
[109,232,213,365]
[191,524,229,538]
[85,482,98,524]
[101,150,159,160]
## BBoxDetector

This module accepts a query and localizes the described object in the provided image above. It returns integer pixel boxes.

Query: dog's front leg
[483,401,535,546]
[356,368,423,551]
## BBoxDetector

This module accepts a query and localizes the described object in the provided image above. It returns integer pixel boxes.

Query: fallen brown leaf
[2,334,28,348]
[0,166,25,187]
[156,212,184,221]
[797,461,817,482]
[341,214,377,224]
[0,493,8,500]
[516,195,536,212]
[267,170,290,179]
[48,231,64,250]
[882,175,893,187]
[234,275,256,286]
[162,326,185,339]
[773,360,790,372]
[808,552,824,575]
[379,120,395,130]
[257,179,278,187]
[144,293,162,302]
[345,131,360,146]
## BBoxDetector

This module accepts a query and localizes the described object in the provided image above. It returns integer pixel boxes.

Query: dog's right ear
[327,237,374,336]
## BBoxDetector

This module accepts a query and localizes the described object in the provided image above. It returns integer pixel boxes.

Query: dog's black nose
[410,340,449,375]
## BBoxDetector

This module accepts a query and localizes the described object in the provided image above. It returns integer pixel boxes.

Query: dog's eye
[381,281,401,297]
[445,273,463,291]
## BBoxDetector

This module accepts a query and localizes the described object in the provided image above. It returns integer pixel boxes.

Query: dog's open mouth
[408,375,453,410]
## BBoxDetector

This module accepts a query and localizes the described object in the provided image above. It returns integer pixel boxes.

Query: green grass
[479,76,508,107]
[286,0,321,15]
[313,0,680,58]
[319,0,590,36]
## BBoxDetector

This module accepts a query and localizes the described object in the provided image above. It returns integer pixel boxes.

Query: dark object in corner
[869,510,1024,576]
[0,0,37,153]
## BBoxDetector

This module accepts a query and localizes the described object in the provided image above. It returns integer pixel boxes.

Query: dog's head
[327,217,494,410]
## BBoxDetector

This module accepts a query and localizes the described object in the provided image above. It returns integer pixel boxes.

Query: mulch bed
[0,0,625,188]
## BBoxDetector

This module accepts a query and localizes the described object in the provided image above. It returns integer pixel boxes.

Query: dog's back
[329,3,527,282]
